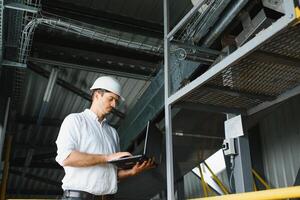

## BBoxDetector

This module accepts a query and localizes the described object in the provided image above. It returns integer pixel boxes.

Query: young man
[56,76,154,200]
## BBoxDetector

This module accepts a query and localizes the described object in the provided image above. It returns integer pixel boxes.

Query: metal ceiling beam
[33,42,158,72]
[1,60,27,68]
[4,2,39,13]
[29,57,153,80]
[10,169,61,186]
[42,0,163,38]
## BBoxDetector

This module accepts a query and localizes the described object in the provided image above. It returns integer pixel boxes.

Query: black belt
[64,190,114,200]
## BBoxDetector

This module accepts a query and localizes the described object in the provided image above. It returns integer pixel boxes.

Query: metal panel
[259,94,300,187]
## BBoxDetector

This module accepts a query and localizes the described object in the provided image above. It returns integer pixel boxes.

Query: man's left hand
[131,158,156,176]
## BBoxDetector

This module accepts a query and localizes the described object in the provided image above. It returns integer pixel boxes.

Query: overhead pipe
[202,0,249,47]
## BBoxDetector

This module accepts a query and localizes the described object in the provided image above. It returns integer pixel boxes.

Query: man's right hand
[106,152,132,162]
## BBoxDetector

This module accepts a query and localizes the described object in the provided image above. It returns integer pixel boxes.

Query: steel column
[164,0,174,199]
[233,135,253,192]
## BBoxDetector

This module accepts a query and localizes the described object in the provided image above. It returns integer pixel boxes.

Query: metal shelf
[163,0,299,199]
[179,25,300,112]
[167,4,300,116]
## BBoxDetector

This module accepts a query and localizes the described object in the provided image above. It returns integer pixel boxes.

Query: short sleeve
[55,114,80,166]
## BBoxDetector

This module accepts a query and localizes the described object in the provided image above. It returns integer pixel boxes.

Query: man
[55,76,154,200]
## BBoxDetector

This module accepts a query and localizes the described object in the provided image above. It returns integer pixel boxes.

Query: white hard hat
[90,76,124,100]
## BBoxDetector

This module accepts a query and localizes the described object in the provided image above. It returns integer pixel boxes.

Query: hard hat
[90,76,124,100]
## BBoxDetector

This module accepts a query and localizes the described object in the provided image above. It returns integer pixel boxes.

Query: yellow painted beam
[204,162,230,194]
[252,169,271,190]
[199,166,208,197]
[189,186,300,200]
[293,7,300,25]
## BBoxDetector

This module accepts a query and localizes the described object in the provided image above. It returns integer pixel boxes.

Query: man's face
[96,91,120,115]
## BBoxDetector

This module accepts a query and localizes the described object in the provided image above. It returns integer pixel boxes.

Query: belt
[64,190,114,200]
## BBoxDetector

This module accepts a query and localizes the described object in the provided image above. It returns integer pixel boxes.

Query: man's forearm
[63,151,107,167]
[118,169,135,180]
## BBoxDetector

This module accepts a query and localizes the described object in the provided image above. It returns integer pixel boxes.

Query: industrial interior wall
[259,94,300,187]
[184,172,202,199]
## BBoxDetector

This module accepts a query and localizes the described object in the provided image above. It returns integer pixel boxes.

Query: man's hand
[106,152,132,162]
[130,158,156,176]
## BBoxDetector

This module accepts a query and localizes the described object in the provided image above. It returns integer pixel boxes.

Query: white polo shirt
[55,109,120,195]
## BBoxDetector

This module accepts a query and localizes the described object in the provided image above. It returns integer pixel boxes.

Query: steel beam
[33,42,158,73]
[192,0,231,43]
[4,3,39,13]
[233,135,253,192]
[164,0,174,199]
[167,0,206,39]
[1,60,27,68]
[29,57,152,80]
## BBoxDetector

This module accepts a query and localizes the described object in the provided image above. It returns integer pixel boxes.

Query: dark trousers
[62,190,114,200]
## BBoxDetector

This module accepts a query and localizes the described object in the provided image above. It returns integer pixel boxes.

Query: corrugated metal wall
[259,95,300,187]
[184,172,202,199]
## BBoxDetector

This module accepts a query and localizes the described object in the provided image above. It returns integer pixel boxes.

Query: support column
[233,135,253,192]
[223,115,253,193]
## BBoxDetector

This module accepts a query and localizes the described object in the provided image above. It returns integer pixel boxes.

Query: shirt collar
[84,109,107,124]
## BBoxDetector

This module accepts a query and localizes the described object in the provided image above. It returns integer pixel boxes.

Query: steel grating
[184,90,263,109]
[259,25,300,59]
[180,24,300,111]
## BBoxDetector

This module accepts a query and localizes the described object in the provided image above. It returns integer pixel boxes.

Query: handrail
[189,186,300,200]
[199,165,208,197]
[252,169,271,190]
